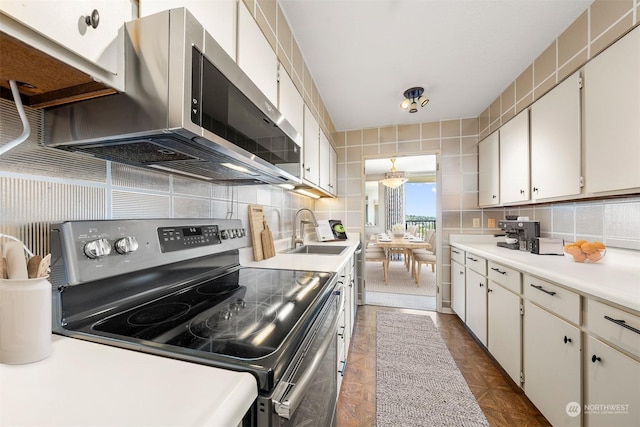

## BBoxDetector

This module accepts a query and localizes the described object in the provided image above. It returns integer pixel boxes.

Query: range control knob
[83,238,112,259]
[115,236,139,255]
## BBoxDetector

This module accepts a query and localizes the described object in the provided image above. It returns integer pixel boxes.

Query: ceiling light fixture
[380,158,408,188]
[400,87,429,113]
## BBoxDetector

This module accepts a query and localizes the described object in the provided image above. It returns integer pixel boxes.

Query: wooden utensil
[27,255,42,279]
[0,257,7,279]
[261,220,275,259]
[37,254,51,278]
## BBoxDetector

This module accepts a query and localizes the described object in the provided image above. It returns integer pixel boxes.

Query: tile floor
[336,305,551,427]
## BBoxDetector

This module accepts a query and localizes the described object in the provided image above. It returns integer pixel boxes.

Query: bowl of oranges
[563,240,606,263]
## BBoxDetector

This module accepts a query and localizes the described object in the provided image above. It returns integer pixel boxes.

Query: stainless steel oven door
[257,284,345,427]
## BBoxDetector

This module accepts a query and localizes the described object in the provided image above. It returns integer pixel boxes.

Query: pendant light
[380,158,408,188]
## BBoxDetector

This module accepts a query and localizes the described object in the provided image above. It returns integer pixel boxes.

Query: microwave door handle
[274,286,345,419]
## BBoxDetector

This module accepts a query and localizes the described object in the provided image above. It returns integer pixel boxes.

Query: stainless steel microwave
[45,8,302,185]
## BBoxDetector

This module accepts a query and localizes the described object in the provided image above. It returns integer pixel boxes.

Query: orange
[572,252,587,262]
[593,241,606,250]
[574,239,587,247]
[587,251,603,262]
[581,243,597,254]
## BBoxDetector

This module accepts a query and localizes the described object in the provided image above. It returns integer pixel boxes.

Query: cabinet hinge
[579,176,584,188]
[578,76,583,89]
[520,303,524,316]
[520,371,525,385]
[276,63,281,83]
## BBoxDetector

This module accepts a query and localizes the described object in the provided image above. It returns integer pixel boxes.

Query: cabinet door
[1,0,131,74]
[524,301,581,427]
[278,69,304,144]
[465,269,487,345]
[237,3,278,105]
[488,282,521,386]
[139,0,237,60]
[329,146,338,195]
[585,335,640,427]
[499,109,530,204]
[584,26,640,194]
[530,72,581,201]
[451,261,466,322]
[478,131,500,207]
[303,105,320,185]
[319,131,332,192]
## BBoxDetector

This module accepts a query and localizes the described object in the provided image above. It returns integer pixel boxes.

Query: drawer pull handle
[604,316,640,335]
[563,336,572,344]
[491,267,507,275]
[452,250,460,254]
[591,354,602,363]
[530,284,556,296]
[466,257,478,262]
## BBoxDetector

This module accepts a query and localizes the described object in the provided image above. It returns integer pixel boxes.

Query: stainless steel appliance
[45,8,301,185]
[49,219,342,426]
[531,237,564,255]
[497,220,540,251]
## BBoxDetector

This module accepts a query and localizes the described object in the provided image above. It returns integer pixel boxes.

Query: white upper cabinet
[584,25,640,194]
[499,109,530,204]
[1,0,132,79]
[139,0,237,60]
[303,105,320,185]
[319,131,332,192]
[530,72,582,201]
[278,68,304,144]
[329,145,338,195]
[237,2,278,106]
[478,131,500,207]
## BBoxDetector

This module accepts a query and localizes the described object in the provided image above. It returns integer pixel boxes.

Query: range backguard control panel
[157,225,222,252]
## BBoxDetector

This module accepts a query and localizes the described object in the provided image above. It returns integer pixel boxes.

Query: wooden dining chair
[365,247,388,284]
[413,243,436,286]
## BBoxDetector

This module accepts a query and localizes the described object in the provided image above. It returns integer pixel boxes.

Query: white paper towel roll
[0,277,52,364]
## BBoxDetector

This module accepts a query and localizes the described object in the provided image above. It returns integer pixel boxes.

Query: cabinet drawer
[488,261,521,294]
[451,247,465,264]
[588,299,640,358]
[465,253,487,275]
[524,275,580,325]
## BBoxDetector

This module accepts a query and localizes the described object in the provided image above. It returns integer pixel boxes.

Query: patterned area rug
[365,260,436,296]
[376,312,489,427]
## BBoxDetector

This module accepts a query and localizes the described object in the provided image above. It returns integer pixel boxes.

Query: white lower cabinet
[488,282,521,386]
[465,269,487,346]
[524,300,581,427]
[451,260,466,322]
[585,335,640,427]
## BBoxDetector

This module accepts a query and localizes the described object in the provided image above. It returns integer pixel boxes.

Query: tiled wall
[480,0,640,137]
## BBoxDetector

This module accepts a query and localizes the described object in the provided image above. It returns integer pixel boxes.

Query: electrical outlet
[487,218,496,228]
[473,218,480,228]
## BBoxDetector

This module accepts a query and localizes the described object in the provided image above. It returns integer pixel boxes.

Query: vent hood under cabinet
[44,8,302,186]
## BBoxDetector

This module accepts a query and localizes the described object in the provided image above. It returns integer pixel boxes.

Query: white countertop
[450,235,640,314]
[0,335,257,426]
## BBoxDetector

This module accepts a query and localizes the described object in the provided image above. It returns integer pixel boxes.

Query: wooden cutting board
[248,204,265,261]
[261,221,275,259]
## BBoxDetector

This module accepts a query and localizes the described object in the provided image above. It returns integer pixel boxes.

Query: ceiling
[279,0,594,132]
[365,155,436,176]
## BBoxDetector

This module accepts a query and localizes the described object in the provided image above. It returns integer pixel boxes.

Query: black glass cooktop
[90,268,332,360]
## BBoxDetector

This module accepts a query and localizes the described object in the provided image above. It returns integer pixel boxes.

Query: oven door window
[192,47,301,179]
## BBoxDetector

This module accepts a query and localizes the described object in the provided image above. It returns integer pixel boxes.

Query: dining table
[374,235,432,279]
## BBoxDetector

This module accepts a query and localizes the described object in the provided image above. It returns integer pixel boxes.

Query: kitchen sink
[283,245,348,255]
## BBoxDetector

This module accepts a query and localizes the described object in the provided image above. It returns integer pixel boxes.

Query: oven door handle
[274,285,345,419]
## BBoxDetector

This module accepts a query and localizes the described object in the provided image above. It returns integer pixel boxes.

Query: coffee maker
[497,219,540,251]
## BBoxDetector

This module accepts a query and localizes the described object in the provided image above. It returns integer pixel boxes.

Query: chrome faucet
[292,208,319,248]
